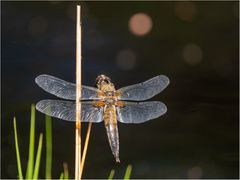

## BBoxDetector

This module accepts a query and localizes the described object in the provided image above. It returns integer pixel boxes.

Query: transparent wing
[117,75,169,101]
[35,74,101,100]
[36,99,103,122]
[117,101,167,124]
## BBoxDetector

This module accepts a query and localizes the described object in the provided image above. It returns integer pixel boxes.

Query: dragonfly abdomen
[103,105,117,125]
[104,105,120,162]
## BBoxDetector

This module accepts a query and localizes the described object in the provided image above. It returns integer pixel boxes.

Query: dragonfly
[35,74,170,162]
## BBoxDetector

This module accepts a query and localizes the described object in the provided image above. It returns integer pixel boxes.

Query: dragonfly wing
[117,75,169,101]
[117,101,167,124]
[36,100,103,122]
[35,74,101,100]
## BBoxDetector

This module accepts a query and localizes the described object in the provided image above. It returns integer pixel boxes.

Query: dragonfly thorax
[105,91,114,96]
[104,98,117,105]
[98,82,115,91]
[102,91,118,105]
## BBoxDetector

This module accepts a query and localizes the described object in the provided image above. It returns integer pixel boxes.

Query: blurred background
[1,1,239,179]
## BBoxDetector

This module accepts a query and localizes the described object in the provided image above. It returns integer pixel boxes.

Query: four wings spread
[35,74,169,123]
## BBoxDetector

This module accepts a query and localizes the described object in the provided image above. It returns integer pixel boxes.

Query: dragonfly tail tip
[116,157,120,163]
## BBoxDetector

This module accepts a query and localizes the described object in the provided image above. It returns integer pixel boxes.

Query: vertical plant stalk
[13,117,23,179]
[80,122,92,177]
[59,172,64,180]
[26,104,35,179]
[108,169,115,180]
[123,165,132,180]
[33,133,43,179]
[75,5,82,180]
[45,115,52,179]
[63,162,69,179]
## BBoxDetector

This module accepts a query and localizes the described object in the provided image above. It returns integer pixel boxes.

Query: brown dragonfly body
[95,75,124,162]
[35,74,169,162]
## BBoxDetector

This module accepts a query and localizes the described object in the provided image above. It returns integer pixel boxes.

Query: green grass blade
[33,133,43,179]
[59,172,64,180]
[26,104,35,179]
[63,162,69,179]
[13,117,23,179]
[45,115,52,179]
[123,165,132,180]
[108,169,115,180]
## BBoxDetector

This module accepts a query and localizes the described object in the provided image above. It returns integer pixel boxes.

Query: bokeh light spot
[175,2,196,22]
[183,43,203,65]
[116,49,137,70]
[129,13,152,36]
[28,16,47,36]
[187,166,203,179]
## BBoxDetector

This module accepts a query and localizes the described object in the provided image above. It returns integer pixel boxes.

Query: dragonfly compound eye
[96,74,111,85]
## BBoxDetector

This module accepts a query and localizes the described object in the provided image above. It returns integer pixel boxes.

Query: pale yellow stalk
[75,5,82,180]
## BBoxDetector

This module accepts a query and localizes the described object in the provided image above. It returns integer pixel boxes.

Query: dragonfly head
[96,74,111,88]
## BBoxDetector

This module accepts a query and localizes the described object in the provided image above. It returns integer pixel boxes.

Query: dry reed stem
[80,122,92,177]
[75,5,82,180]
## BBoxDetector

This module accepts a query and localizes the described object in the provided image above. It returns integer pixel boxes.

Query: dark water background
[1,1,239,179]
